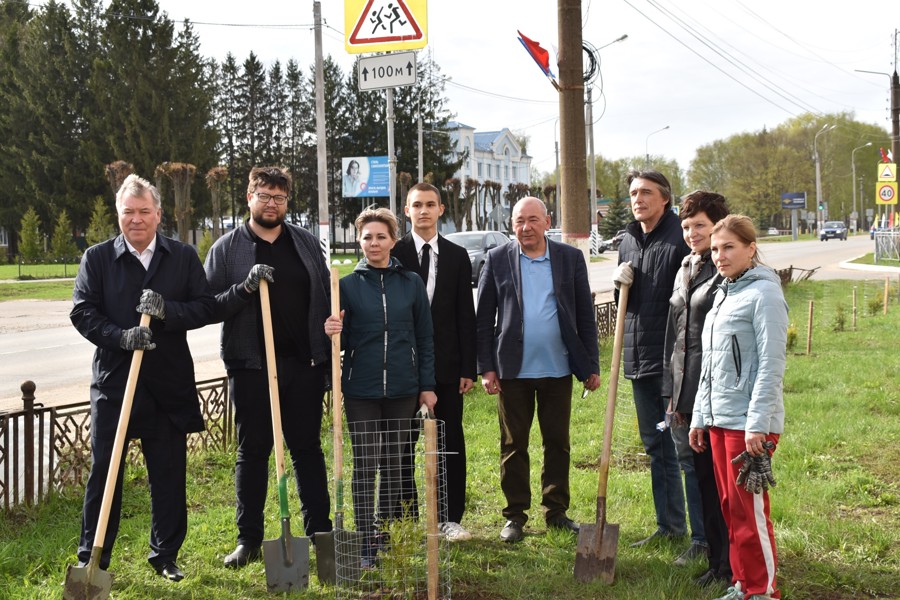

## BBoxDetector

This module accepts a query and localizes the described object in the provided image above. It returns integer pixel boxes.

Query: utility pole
[558,0,589,255]
[387,89,397,215]
[313,2,330,259]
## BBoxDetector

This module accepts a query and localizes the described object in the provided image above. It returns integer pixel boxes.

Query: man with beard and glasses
[204,166,333,568]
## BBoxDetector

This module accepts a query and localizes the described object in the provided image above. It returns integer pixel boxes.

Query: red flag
[880,147,890,163]
[517,30,553,78]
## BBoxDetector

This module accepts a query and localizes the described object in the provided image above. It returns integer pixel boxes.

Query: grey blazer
[475,238,599,381]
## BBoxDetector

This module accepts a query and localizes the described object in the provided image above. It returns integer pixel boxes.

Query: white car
[767,227,779,236]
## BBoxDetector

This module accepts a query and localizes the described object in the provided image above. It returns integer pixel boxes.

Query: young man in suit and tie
[391,182,477,541]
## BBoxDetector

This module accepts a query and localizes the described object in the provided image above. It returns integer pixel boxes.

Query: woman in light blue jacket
[689,215,787,600]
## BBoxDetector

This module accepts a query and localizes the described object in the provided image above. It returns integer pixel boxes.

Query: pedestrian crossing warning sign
[345,0,427,54]
[878,163,896,182]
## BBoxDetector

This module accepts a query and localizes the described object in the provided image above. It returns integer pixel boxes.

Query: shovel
[64,313,151,600]
[259,279,310,592]
[574,282,630,584]
[314,267,343,584]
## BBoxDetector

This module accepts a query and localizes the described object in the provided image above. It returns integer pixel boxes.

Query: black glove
[732,441,776,494]
[243,264,275,293]
[120,326,156,351]
[136,289,165,321]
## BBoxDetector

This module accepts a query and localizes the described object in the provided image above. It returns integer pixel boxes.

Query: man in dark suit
[391,182,477,541]
[476,197,601,543]
[70,174,214,581]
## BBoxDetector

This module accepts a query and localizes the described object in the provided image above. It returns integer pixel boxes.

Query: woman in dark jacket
[325,207,436,567]
[662,191,731,586]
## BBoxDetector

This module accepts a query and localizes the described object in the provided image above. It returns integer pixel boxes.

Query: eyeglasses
[254,192,288,205]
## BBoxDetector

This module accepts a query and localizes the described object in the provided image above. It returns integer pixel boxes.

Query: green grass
[0,262,80,281]
[0,255,363,302]
[1,279,898,599]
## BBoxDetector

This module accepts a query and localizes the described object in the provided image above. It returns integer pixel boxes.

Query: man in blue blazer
[476,197,601,543]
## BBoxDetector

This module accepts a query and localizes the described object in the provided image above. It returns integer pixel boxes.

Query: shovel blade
[314,531,336,585]
[573,522,619,584]
[63,563,112,600]
[263,535,310,592]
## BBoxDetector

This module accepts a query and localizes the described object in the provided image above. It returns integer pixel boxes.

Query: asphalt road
[1,234,896,412]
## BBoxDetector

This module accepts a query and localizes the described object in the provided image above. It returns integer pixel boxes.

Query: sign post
[781,192,806,240]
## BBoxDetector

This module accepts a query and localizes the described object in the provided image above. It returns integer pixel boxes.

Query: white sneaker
[439,521,473,541]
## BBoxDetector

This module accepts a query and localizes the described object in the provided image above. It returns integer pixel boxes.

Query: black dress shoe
[154,561,185,582]
[499,520,524,543]
[223,544,262,569]
[546,516,580,534]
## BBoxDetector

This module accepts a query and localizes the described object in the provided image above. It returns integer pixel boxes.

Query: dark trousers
[344,396,417,538]
[498,376,572,525]
[694,429,731,578]
[78,412,187,570]
[229,358,331,545]
[396,382,467,524]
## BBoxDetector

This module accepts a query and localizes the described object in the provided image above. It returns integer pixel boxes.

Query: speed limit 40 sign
[876,181,897,205]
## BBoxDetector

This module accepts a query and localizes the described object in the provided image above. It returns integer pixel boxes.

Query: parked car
[820,221,848,241]
[767,227,780,236]
[444,230,511,285]
[608,229,627,251]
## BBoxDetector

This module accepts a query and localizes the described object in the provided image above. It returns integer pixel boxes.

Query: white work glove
[612,261,634,289]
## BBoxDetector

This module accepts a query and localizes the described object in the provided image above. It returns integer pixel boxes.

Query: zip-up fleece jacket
[691,266,788,435]
[339,257,436,400]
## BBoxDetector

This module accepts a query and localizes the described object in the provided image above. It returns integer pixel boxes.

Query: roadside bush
[868,295,883,316]
[786,322,799,351]
[832,304,846,332]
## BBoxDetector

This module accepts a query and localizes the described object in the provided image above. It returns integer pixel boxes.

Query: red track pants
[710,427,781,599]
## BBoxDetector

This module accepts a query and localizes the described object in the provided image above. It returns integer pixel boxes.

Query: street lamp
[645,125,670,167]
[814,124,835,228]
[851,142,872,232]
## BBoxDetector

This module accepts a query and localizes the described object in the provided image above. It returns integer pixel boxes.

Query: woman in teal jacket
[325,207,436,567]
[689,215,787,600]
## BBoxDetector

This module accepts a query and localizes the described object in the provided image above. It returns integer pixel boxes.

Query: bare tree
[156,162,196,242]
[442,177,463,231]
[205,166,228,239]
[462,178,479,231]
[105,160,133,196]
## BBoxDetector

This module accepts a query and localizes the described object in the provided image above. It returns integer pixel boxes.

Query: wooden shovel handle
[330,269,344,493]
[598,284,630,500]
[259,280,287,485]
[93,312,151,548]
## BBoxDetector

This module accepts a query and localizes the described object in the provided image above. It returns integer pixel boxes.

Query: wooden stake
[425,417,439,600]
[852,287,858,330]
[884,277,890,316]
[806,300,814,355]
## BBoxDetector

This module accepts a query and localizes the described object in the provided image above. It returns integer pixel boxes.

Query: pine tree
[214,53,241,222]
[50,209,79,260]
[18,206,43,261]
[85,196,115,246]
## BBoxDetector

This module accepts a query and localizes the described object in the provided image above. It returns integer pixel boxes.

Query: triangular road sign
[349,0,423,45]
[878,163,896,182]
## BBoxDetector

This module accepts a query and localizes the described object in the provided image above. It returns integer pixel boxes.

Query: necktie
[419,244,431,283]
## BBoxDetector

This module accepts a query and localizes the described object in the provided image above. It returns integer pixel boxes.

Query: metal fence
[874,231,900,263]
[0,376,231,512]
